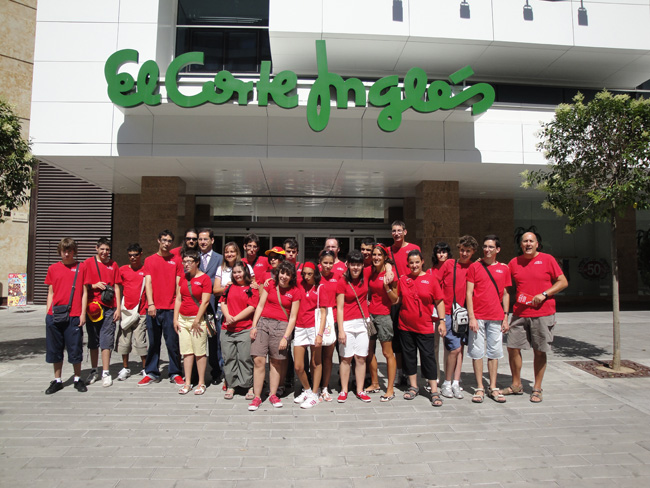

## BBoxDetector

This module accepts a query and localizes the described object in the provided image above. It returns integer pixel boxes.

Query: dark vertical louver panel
[32,162,113,304]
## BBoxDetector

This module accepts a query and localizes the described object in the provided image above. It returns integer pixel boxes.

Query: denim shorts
[46,314,83,364]
[467,319,504,360]
[443,314,468,351]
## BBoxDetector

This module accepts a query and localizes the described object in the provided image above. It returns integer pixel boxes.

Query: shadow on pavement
[551,335,608,359]
[0,337,47,361]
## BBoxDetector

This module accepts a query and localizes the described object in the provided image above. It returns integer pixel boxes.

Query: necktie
[202,253,209,271]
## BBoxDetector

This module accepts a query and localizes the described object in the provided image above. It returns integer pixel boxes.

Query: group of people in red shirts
[43,221,567,410]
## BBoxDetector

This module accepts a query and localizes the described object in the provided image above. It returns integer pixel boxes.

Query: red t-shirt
[220,284,259,332]
[389,242,420,279]
[509,252,564,317]
[243,255,270,282]
[83,257,122,308]
[368,269,392,316]
[119,265,147,315]
[144,253,183,310]
[45,261,86,317]
[336,277,369,321]
[318,275,339,308]
[427,266,443,285]
[262,280,302,322]
[439,259,472,314]
[397,274,443,334]
[296,282,320,328]
[466,261,512,320]
[178,273,212,316]
[332,261,347,278]
[170,246,182,258]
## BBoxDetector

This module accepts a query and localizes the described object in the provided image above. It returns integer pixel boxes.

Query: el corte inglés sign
[105,40,495,132]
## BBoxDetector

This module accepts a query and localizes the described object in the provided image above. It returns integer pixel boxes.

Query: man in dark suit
[197,228,224,385]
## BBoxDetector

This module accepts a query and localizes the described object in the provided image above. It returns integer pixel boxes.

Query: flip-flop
[364,388,381,394]
[380,393,395,402]
[245,388,255,401]
[224,388,235,400]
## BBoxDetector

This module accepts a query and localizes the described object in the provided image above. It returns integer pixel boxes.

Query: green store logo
[105,40,495,133]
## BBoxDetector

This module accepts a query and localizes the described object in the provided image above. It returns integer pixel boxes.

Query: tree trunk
[611,209,621,371]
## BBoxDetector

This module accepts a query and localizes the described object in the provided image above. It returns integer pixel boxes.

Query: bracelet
[283,336,289,341]
[148,304,154,308]
[317,333,323,337]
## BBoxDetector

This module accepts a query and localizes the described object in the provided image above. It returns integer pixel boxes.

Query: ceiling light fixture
[460,1,470,19]
[523,0,533,21]
[578,0,588,26]
[393,0,403,22]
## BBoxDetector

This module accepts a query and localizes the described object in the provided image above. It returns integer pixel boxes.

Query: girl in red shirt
[366,244,397,401]
[336,250,372,403]
[317,250,338,402]
[220,262,259,401]
[173,250,212,396]
[292,262,326,409]
[387,250,446,407]
[248,261,302,410]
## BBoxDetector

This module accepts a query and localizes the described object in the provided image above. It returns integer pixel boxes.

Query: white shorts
[294,326,316,346]
[339,323,369,358]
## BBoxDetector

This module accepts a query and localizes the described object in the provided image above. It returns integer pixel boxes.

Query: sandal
[194,384,206,395]
[320,388,333,402]
[430,392,443,408]
[245,388,255,401]
[380,393,395,402]
[403,386,419,400]
[487,386,506,404]
[178,384,192,395]
[224,388,235,400]
[500,384,524,396]
[472,388,485,403]
[530,389,543,403]
[364,387,381,394]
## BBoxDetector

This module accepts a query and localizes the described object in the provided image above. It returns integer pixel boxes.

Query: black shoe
[45,380,63,395]
[74,380,88,392]
[210,378,220,386]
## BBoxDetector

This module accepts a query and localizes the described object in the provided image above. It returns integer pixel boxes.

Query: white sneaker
[452,384,464,399]
[294,390,310,404]
[85,369,99,385]
[102,374,113,387]
[117,368,131,381]
[440,384,453,398]
[139,369,146,376]
[300,392,319,409]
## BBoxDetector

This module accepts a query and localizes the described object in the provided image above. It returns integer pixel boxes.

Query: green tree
[0,98,37,223]
[524,90,650,371]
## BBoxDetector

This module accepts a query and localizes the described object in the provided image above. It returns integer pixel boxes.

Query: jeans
[144,309,182,378]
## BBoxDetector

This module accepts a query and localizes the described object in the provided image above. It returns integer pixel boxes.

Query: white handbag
[314,284,336,346]
[119,279,145,330]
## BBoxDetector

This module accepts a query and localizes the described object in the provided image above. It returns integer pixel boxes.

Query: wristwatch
[542,292,549,299]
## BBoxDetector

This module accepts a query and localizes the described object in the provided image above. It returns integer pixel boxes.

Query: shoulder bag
[480,260,502,298]
[349,281,376,336]
[94,257,115,306]
[188,278,217,337]
[314,284,336,346]
[450,260,469,336]
[52,263,80,324]
[120,277,145,330]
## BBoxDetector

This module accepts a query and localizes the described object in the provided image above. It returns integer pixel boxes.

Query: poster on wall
[8,273,27,307]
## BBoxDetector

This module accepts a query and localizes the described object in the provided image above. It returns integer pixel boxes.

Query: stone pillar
[460,198,515,262]
[617,207,638,297]
[139,177,192,256]
[112,194,141,263]
[403,181,460,266]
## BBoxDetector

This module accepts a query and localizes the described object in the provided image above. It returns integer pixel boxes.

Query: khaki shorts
[371,314,393,343]
[115,314,148,356]
[507,314,555,353]
[250,317,289,360]
[178,314,208,356]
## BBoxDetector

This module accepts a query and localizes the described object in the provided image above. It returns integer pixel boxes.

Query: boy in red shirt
[83,237,122,387]
[466,235,511,404]
[138,230,184,386]
[44,238,88,394]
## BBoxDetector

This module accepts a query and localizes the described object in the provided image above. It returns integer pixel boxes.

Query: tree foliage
[524,91,650,231]
[0,98,37,223]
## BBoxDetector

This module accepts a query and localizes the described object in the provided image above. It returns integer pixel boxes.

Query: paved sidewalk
[0,306,649,487]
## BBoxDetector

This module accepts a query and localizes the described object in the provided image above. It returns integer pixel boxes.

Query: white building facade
[28,0,650,302]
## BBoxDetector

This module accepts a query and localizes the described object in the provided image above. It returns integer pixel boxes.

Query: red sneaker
[269,394,283,408]
[137,375,160,387]
[356,391,372,403]
[172,375,185,386]
[248,397,262,411]
[337,391,348,403]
